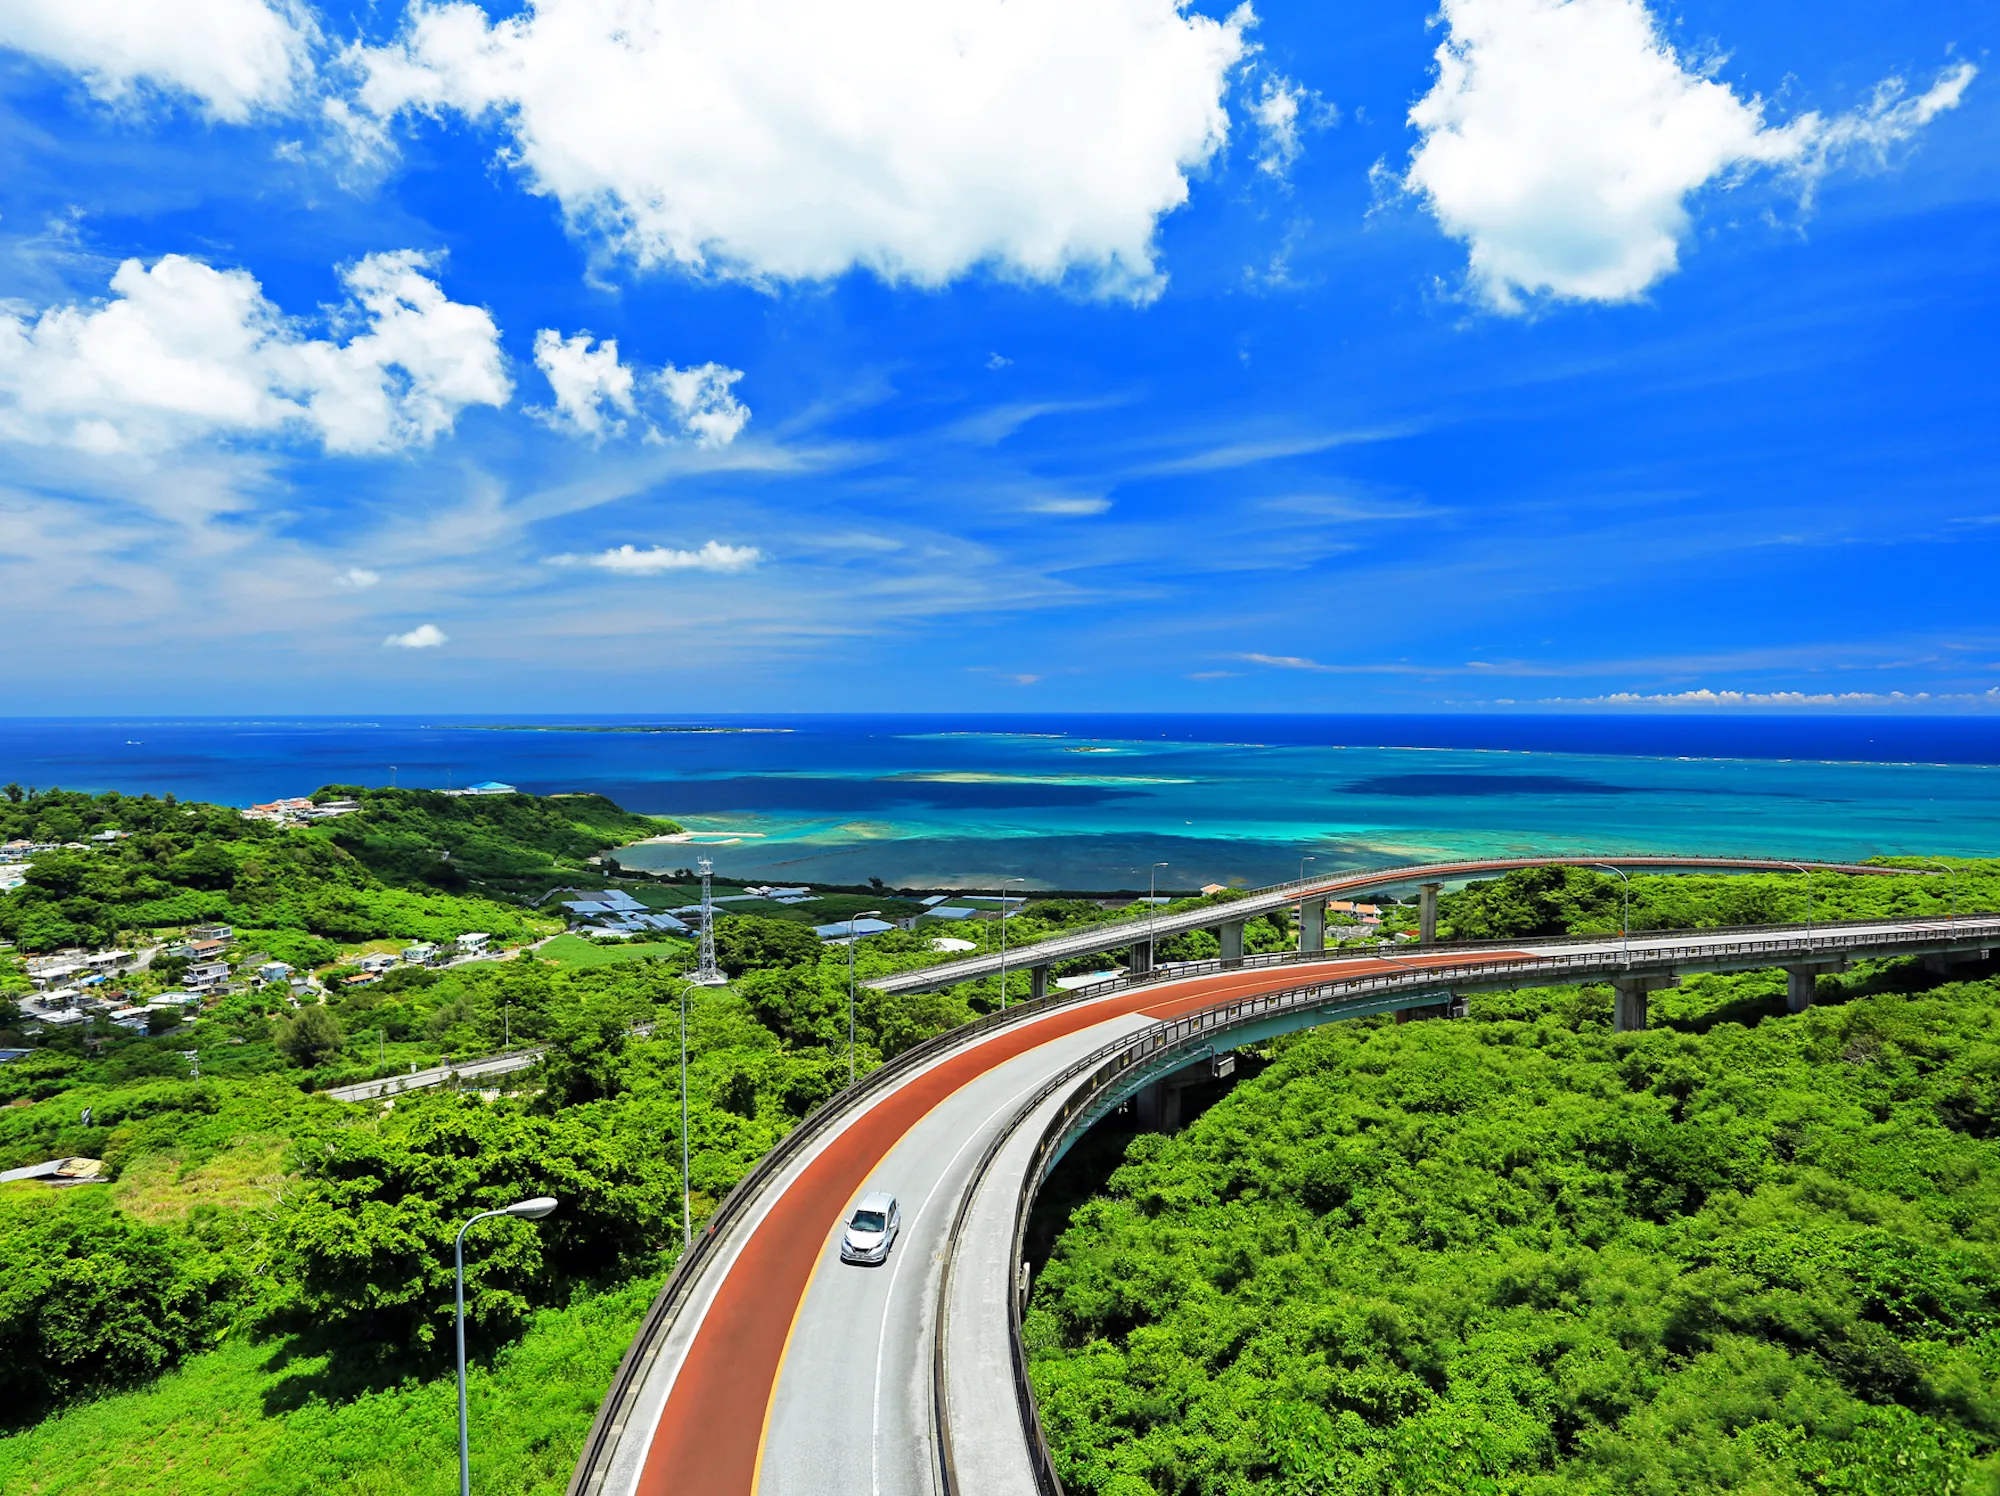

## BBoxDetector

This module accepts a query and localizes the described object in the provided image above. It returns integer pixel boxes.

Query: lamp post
[1298,856,1316,949]
[1925,859,1960,931]
[997,877,1023,1009]
[678,978,692,1253]
[455,1197,557,1496]
[1783,862,1814,951]
[1590,864,1632,966]
[1148,862,1169,970]
[846,910,880,1087]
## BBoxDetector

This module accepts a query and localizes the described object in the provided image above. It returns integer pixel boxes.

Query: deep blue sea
[1,714,1996,890]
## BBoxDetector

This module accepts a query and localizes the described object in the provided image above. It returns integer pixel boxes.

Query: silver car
[839,1191,901,1265]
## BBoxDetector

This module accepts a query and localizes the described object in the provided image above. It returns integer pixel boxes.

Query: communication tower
[690,857,727,986]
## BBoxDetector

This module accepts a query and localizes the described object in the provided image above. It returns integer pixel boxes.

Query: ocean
[1,714,1996,891]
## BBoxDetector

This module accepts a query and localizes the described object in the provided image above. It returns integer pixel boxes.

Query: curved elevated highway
[567,856,1986,1496]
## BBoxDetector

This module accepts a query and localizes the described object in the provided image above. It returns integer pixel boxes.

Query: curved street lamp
[1148,862,1169,970]
[846,910,880,1086]
[456,1197,557,1496]
[997,877,1023,1009]
[1924,859,1960,932]
[1590,864,1632,967]
[1782,862,1814,952]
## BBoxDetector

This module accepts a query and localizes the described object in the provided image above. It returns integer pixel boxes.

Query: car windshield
[849,1209,887,1233]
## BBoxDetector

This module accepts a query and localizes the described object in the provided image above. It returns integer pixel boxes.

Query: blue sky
[0,0,1994,714]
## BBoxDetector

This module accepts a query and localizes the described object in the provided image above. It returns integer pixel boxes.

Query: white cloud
[0,0,315,122]
[1401,0,1976,310]
[1250,73,1327,178]
[0,250,511,456]
[1026,496,1112,516]
[354,0,1250,295]
[532,331,749,445]
[552,541,764,574]
[532,330,636,439]
[655,362,749,447]
[1546,687,2000,707]
[337,566,381,589]
[384,622,449,647]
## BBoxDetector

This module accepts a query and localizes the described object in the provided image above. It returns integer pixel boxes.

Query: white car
[839,1191,901,1265]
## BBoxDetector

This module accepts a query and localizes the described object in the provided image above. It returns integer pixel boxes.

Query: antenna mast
[691,856,726,986]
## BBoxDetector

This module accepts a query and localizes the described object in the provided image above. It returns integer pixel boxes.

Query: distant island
[444,724,793,734]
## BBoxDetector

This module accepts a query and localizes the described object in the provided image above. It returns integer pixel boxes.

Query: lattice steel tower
[690,856,727,986]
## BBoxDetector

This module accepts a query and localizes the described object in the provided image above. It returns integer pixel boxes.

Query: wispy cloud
[550,541,764,575]
[1542,687,2000,708]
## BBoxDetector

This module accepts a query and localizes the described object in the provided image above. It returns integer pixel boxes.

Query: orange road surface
[638,949,1522,1495]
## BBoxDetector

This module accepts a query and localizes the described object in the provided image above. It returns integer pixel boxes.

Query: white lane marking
[872,1066,1055,1496]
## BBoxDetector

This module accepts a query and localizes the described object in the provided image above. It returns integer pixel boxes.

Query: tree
[714,915,821,977]
[2,783,21,804]
[538,996,633,1106]
[276,1004,345,1067]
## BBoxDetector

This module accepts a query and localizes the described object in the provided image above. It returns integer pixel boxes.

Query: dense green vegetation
[309,786,673,898]
[1411,859,1993,943]
[1026,955,2000,1496]
[0,788,595,959]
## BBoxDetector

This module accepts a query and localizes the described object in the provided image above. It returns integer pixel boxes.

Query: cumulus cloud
[384,622,449,648]
[532,331,749,445]
[0,0,315,121]
[551,541,764,574]
[0,250,511,456]
[532,330,636,439]
[1401,0,1976,310]
[354,0,1249,295]
[655,362,750,447]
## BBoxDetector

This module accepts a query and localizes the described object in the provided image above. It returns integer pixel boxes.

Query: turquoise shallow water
[616,733,2000,889]
[2,715,1995,891]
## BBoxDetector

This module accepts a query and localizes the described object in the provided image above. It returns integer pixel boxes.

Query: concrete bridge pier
[1783,961,1844,1013]
[1128,941,1153,977]
[1030,963,1049,1001]
[1134,1053,1238,1132]
[1219,919,1245,967]
[1922,949,1993,976]
[1417,882,1443,944]
[1612,974,1679,1032]
[1299,896,1325,955]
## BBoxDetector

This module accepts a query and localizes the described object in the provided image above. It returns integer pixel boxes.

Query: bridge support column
[1128,941,1153,977]
[1218,919,1245,967]
[1418,883,1442,944]
[1783,962,1842,1013]
[1300,897,1325,955]
[1612,974,1678,1032]
[1922,950,1990,976]
[1030,963,1049,1001]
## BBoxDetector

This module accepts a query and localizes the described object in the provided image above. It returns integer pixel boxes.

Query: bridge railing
[936,912,2000,1496]
[869,856,1935,993]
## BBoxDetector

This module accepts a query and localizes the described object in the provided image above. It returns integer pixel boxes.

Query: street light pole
[847,910,880,1087]
[678,979,691,1253]
[998,877,1022,1009]
[1783,862,1814,951]
[1926,859,1960,931]
[1590,864,1632,966]
[1148,862,1169,970]
[455,1197,557,1496]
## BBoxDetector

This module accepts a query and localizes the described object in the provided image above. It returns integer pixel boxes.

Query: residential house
[257,961,293,986]
[456,932,491,953]
[402,942,440,965]
[185,961,232,992]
